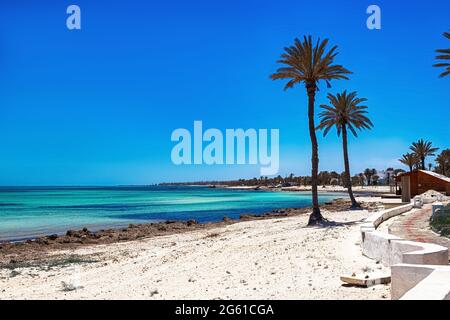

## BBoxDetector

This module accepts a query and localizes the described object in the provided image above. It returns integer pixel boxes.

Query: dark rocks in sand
[264,212,288,218]
[47,234,58,240]
[158,226,167,231]
[35,237,49,245]
[240,214,257,220]
[66,228,94,239]
[186,220,198,226]
[223,216,232,222]
[66,230,76,237]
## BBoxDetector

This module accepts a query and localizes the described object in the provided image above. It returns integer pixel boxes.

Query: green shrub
[430,203,450,237]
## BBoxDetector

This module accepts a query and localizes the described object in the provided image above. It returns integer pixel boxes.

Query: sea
[0,186,346,241]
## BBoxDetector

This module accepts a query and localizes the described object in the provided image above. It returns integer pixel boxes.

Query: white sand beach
[0,198,391,300]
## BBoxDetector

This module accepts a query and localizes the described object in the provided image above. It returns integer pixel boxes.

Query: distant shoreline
[201,184,393,195]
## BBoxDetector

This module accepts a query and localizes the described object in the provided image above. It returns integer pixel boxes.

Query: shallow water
[0,186,346,241]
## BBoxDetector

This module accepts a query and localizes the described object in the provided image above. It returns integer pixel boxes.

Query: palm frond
[434,31,450,77]
[410,139,440,159]
[317,91,373,137]
[270,36,352,91]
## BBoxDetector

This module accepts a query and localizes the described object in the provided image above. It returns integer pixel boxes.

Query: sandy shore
[0,198,391,300]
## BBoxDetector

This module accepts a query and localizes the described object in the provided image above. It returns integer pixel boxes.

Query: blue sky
[0,0,449,185]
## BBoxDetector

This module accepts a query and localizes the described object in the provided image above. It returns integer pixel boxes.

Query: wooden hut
[396,170,450,201]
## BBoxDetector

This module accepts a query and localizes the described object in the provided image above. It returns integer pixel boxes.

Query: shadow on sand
[304,217,366,229]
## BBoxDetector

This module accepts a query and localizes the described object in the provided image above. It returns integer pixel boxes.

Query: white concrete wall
[392,264,450,300]
[361,231,402,266]
[391,264,434,300]
[359,202,450,300]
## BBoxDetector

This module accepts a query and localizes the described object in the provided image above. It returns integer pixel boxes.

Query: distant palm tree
[435,149,450,176]
[358,173,365,187]
[364,168,376,186]
[399,153,419,172]
[433,32,450,77]
[410,139,439,170]
[270,36,351,225]
[317,91,373,208]
[372,174,380,185]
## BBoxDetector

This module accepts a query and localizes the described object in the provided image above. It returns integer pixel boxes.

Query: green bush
[430,203,450,237]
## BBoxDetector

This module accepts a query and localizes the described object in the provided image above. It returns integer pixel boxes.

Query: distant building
[396,170,450,200]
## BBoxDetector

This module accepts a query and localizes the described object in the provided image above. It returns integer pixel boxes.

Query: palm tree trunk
[306,83,323,226]
[342,125,359,208]
[421,157,425,170]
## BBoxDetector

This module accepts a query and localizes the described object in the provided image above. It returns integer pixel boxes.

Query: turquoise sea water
[0,186,346,241]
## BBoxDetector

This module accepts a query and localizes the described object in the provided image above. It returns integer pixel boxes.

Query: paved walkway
[389,204,450,250]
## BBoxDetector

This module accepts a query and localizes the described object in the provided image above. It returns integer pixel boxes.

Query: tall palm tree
[410,139,439,170]
[433,32,450,77]
[270,36,351,225]
[399,153,419,172]
[317,91,373,208]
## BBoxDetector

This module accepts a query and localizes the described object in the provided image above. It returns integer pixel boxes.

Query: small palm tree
[317,91,373,208]
[433,32,450,77]
[399,153,418,172]
[410,139,439,170]
[270,36,351,225]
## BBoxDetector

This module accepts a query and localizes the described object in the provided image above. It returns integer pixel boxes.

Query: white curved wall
[359,202,449,300]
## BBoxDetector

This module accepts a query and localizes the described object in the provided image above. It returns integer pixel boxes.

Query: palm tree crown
[317,91,373,137]
[270,36,352,90]
[433,32,450,77]
[399,153,419,172]
[410,139,439,170]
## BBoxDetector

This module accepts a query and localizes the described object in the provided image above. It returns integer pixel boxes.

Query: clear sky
[0,0,449,185]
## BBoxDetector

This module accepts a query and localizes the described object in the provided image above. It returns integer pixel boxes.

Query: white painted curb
[359,202,450,300]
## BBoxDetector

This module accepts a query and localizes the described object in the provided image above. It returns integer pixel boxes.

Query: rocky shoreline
[0,198,382,267]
